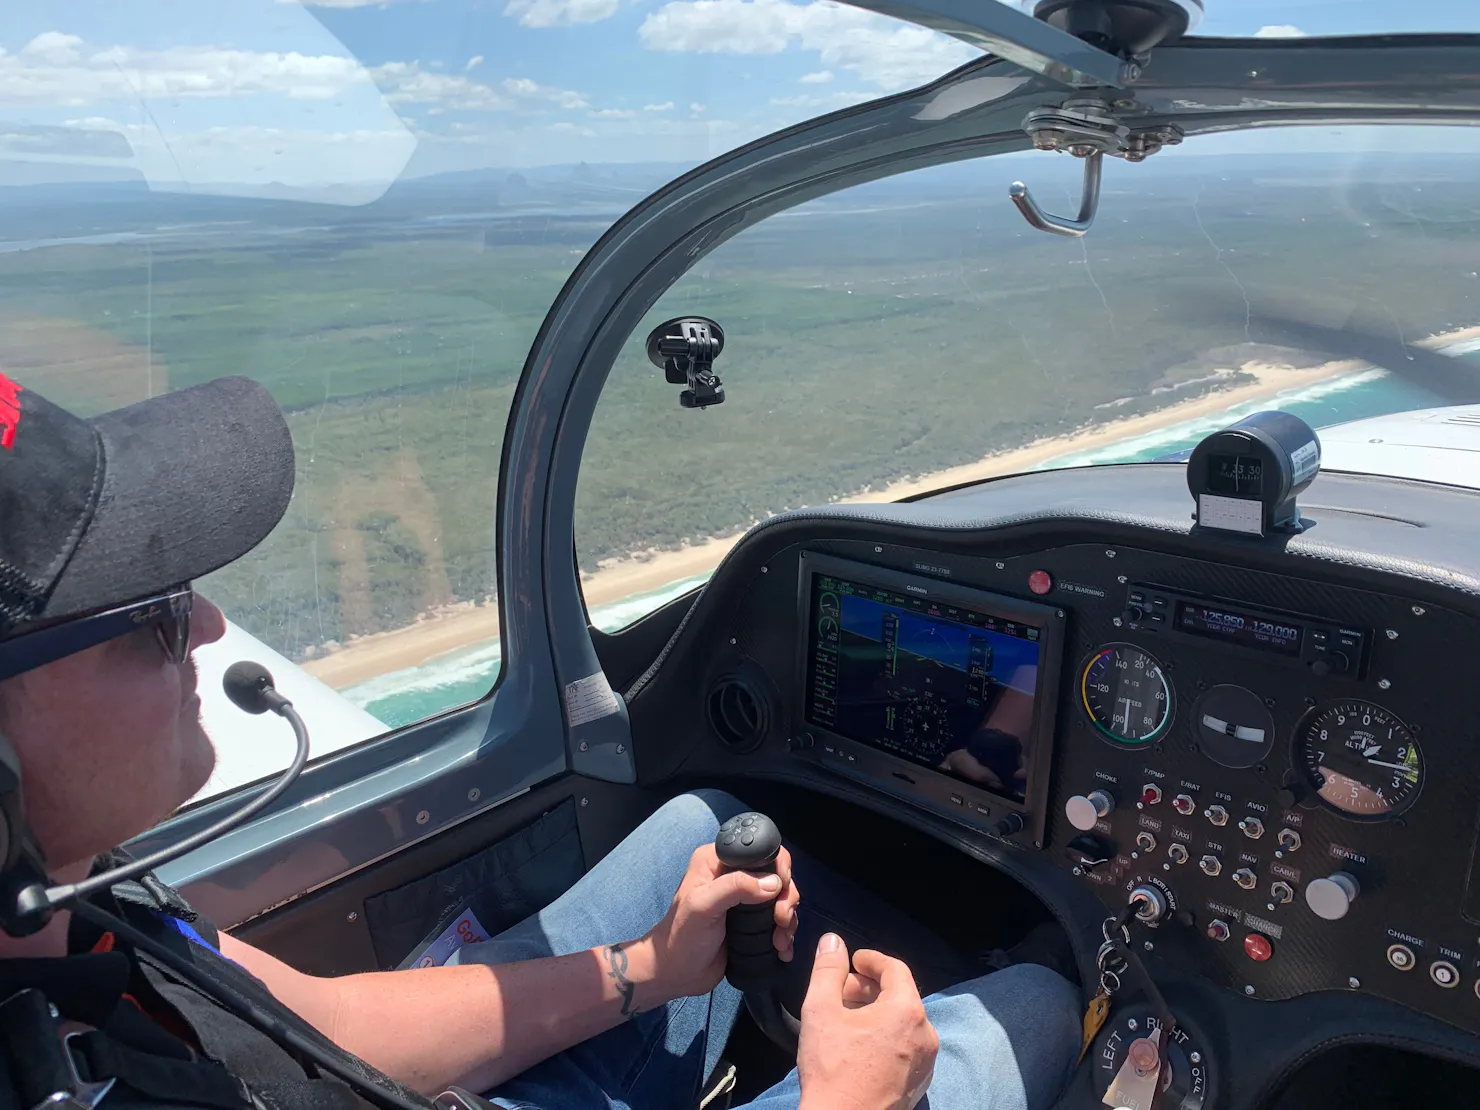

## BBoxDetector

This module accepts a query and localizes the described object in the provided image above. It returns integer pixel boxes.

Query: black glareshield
[714,812,784,992]
[0,663,310,935]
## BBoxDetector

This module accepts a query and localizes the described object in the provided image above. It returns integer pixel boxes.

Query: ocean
[345,353,1474,729]
[346,572,714,726]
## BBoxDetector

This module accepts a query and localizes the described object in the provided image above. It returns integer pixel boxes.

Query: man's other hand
[797,934,938,1110]
[641,842,800,1004]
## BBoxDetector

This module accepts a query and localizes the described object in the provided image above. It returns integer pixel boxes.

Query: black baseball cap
[0,374,294,642]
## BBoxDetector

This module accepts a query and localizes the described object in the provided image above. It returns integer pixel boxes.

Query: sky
[0,0,1476,197]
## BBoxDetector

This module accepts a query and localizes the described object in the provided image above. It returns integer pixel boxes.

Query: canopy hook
[1009,149,1103,238]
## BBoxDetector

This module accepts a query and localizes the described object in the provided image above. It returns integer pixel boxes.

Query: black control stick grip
[714,812,784,992]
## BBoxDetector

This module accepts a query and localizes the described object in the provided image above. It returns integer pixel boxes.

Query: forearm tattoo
[604,943,640,1017]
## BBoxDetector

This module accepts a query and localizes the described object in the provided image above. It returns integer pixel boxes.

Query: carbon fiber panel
[802,537,1480,1035]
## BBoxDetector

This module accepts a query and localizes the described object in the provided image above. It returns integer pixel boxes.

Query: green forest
[0,153,1477,662]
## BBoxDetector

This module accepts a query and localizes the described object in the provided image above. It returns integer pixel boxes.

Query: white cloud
[0,29,595,132]
[504,0,619,27]
[503,76,590,110]
[551,120,597,136]
[591,107,637,118]
[465,55,485,70]
[799,69,833,83]
[643,101,674,111]
[690,102,706,112]
[639,0,979,90]
[0,30,418,199]
[373,62,510,111]
[1255,25,1307,38]
[22,32,84,65]
[0,35,378,107]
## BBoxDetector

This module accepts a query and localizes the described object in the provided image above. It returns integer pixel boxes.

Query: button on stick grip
[714,812,784,992]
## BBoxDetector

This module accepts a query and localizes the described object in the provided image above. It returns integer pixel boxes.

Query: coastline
[303,327,1480,691]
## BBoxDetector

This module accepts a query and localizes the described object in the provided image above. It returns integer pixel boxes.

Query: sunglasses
[0,586,193,684]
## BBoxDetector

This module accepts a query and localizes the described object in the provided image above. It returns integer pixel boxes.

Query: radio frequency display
[1174,601,1302,656]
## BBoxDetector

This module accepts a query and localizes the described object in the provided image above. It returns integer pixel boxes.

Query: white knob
[1066,789,1114,832]
[1305,872,1360,921]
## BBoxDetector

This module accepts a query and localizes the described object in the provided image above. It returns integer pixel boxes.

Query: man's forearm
[325,939,662,1095]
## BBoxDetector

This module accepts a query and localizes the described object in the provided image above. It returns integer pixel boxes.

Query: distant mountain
[0,158,701,242]
[3,151,1477,245]
[382,161,692,202]
[0,163,148,189]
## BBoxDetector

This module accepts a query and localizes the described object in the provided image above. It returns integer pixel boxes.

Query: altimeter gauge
[1296,700,1423,819]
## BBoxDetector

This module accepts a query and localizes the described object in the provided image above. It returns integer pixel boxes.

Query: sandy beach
[302,327,1480,691]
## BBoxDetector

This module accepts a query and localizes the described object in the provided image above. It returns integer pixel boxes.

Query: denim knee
[645,789,750,851]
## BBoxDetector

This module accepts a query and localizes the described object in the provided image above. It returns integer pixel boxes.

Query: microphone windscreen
[223,661,277,715]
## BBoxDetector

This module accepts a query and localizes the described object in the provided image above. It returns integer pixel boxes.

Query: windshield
[0,0,980,797]
[576,125,1480,626]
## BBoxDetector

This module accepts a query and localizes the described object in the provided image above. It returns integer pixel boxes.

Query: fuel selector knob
[1305,872,1360,921]
[1066,789,1115,832]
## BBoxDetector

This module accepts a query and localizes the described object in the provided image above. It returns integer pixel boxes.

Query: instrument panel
[776,540,1480,1037]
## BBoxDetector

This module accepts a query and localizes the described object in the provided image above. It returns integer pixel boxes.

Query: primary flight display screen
[804,571,1044,804]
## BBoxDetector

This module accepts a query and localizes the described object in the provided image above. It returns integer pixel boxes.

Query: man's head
[0,594,228,870]
[0,377,294,874]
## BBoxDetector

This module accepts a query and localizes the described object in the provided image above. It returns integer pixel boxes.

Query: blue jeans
[450,790,1080,1110]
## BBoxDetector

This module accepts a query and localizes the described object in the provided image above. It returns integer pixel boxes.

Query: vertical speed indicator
[1081,644,1173,746]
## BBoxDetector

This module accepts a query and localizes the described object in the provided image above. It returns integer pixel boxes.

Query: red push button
[1028,570,1053,595]
[1243,933,1273,962]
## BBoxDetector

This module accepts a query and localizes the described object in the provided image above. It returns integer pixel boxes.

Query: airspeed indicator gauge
[1081,644,1173,746]
[1297,701,1423,819]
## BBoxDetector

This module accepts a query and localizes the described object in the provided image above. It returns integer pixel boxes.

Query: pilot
[0,377,1080,1110]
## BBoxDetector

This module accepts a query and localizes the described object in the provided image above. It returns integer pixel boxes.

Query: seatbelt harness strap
[71,1032,253,1110]
[0,989,115,1110]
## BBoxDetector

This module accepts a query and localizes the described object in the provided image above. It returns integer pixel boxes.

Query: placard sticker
[565,671,621,727]
[1289,439,1320,485]
[1198,493,1263,535]
[415,908,490,968]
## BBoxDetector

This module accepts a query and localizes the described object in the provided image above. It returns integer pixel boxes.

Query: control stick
[714,812,784,990]
[714,812,800,1051]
